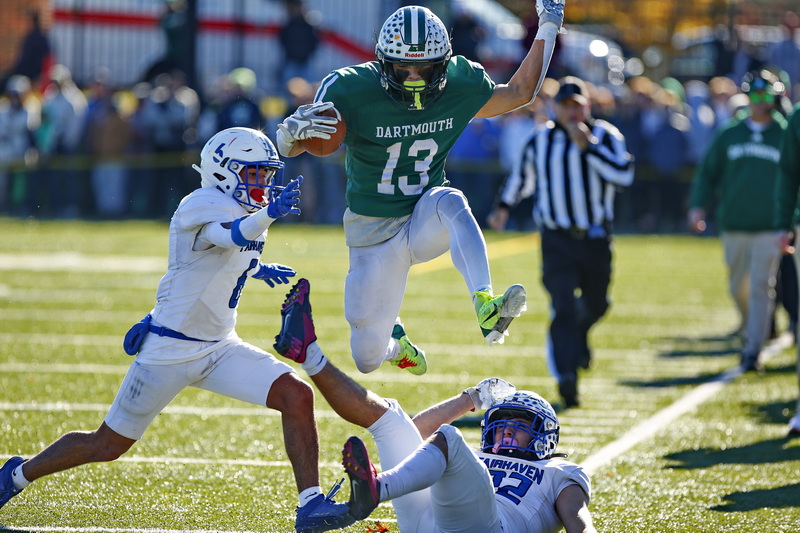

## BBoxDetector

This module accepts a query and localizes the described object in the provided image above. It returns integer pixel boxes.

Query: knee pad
[433,187,470,219]
[350,328,389,373]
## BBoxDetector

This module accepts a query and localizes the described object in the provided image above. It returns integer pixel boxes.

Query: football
[298,107,346,157]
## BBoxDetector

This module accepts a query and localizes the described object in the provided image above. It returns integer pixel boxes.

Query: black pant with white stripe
[541,228,612,388]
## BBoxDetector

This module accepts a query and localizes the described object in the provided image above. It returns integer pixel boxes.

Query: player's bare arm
[411,378,516,438]
[476,40,549,118]
[555,484,598,533]
[476,0,565,118]
[411,393,474,439]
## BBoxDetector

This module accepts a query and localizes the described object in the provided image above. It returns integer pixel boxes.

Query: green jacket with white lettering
[775,103,800,230]
[314,56,495,218]
[689,110,787,232]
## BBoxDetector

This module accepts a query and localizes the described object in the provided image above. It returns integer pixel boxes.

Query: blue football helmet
[481,390,560,461]
[193,127,285,213]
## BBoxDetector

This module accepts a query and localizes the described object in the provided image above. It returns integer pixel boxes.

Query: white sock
[378,443,446,501]
[302,342,327,376]
[386,337,400,363]
[12,464,31,489]
[298,485,322,507]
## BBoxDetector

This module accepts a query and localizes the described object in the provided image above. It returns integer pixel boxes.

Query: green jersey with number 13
[315,56,495,218]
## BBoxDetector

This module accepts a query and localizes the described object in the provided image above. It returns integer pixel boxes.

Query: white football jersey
[476,452,591,533]
[150,188,265,345]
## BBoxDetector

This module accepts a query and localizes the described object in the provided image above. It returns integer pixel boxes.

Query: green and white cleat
[390,320,427,375]
[475,284,527,345]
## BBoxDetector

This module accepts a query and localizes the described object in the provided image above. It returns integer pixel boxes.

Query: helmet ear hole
[212,173,230,189]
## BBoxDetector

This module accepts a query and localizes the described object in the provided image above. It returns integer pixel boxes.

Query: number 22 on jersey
[488,469,534,505]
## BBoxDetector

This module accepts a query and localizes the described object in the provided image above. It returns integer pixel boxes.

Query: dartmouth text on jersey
[375,118,455,139]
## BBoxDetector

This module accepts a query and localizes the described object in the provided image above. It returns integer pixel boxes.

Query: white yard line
[3,335,790,480]
[0,252,164,272]
[2,250,792,486]
[2,328,786,533]
[580,332,794,476]
[0,400,337,419]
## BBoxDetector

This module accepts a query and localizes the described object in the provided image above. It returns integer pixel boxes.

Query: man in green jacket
[775,101,800,434]
[689,70,787,372]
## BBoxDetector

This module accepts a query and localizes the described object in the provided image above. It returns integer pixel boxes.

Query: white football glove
[464,378,516,412]
[276,101,339,156]
[536,0,565,30]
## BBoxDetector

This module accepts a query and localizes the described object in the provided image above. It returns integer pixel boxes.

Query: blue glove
[252,263,296,287]
[267,176,303,219]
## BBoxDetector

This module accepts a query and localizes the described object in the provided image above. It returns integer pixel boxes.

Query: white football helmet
[481,390,561,461]
[193,127,285,212]
[375,5,452,110]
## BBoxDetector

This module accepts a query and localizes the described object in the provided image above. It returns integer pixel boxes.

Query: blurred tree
[496,0,797,58]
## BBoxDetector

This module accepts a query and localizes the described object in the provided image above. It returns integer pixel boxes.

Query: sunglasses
[749,92,775,104]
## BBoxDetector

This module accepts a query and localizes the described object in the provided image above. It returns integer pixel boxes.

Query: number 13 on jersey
[378,138,439,196]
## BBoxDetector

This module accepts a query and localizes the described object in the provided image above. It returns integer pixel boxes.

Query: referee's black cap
[555,76,589,105]
[740,69,780,95]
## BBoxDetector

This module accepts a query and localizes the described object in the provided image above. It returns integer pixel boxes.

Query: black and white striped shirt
[498,119,634,231]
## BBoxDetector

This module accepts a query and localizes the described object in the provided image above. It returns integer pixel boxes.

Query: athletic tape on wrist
[535,21,560,42]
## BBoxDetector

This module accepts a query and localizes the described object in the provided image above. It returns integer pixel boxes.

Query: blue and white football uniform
[106,187,293,440]
[369,401,590,533]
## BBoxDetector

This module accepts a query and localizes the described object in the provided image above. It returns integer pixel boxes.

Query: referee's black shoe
[740,351,763,374]
[558,378,579,408]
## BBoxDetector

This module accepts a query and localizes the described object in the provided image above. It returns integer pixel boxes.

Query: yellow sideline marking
[411,233,539,275]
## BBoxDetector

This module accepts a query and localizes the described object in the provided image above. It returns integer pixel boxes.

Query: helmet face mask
[480,391,560,461]
[375,6,452,110]
[195,127,285,212]
[231,161,283,209]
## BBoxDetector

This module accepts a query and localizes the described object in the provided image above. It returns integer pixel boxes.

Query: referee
[488,76,634,407]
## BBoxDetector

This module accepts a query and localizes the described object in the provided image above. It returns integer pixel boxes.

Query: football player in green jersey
[276,2,565,376]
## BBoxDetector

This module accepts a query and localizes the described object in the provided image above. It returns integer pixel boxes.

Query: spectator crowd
[1,5,799,234]
[0,63,794,229]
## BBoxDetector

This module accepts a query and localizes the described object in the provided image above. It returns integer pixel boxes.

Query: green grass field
[0,218,798,532]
